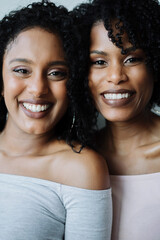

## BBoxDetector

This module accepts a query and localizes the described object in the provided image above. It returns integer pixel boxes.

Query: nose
[107,64,128,85]
[28,72,49,97]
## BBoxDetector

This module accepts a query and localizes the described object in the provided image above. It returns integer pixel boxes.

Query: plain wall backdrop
[0,0,86,19]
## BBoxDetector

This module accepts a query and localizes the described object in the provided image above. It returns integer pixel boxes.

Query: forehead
[90,21,133,51]
[5,27,62,54]
[4,27,65,60]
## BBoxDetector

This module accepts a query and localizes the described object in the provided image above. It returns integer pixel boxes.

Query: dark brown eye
[124,57,143,64]
[48,70,68,80]
[13,68,29,74]
[91,60,106,65]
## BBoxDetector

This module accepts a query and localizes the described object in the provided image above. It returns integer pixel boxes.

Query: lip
[19,100,53,119]
[19,99,52,105]
[101,89,135,94]
[101,89,136,107]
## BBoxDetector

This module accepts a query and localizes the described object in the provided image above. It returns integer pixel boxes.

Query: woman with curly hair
[73,0,160,239]
[0,1,112,239]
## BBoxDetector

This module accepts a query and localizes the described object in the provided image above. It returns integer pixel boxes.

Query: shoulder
[139,113,160,161]
[56,145,110,190]
[63,148,110,190]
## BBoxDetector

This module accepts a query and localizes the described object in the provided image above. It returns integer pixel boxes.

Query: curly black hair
[72,0,160,134]
[0,0,92,150]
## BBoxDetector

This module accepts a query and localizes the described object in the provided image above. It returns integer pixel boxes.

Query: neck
[0,121,55,157]
[106,109,154,152]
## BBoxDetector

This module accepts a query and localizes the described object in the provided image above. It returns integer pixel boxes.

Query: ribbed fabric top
[0,173,112,240]
[110,172,160,240]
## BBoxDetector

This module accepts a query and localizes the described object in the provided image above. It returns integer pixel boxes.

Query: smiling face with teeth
[89,22,154,122]
[2,27,68,135]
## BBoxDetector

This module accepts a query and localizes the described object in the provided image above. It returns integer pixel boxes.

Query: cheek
[129,67,153,88]
[88,69,97,92]
[89,79,96,99]
[143,78,154,101]
[3,74,24,98]
[51,82,67,100]
[88,71,101,100]
[89,67,106,88]
[88,79,100,110]
[138,77,153,100]
[129,69,154,103]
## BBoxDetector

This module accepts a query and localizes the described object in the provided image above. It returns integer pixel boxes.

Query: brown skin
[0,27,110,190]
[89,22,160,175]
[2,28,69,135]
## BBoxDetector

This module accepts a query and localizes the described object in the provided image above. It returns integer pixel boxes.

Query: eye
[48,69,68,81]
[90,59,108,69]
[13,68,29,74]
[91,60,107,65]
[124,57,144,65]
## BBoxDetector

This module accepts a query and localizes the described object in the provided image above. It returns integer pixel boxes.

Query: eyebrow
[9,58,33,65]
[90,47,142,56]
[48,61,68,67]
[90,50,107,56]
[9,58,68,67]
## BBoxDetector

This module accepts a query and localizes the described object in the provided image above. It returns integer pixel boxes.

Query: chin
[102,111,134,123]
[23,125,51,135]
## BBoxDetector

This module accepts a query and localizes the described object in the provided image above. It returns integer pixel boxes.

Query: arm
[62,185,112,240]
[60,148,112,239]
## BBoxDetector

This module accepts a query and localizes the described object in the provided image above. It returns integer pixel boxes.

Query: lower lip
[20,103,52,119]
[101,94,135,107]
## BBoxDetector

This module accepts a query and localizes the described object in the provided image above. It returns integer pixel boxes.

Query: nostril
[107,70,128,85]
[28,79,49,96]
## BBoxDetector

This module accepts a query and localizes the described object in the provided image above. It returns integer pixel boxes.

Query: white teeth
[104,93,131,100]
[22,103,50,112]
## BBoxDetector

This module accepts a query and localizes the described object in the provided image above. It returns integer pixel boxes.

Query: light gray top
[0,173,112,240]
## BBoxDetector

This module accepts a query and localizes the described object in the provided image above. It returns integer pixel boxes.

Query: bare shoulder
[144,113,160,158]
[57,145,110,190]
[142,140,160,159]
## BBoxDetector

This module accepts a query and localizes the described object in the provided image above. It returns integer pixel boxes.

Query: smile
[104,93,131,100]
[23,103,50,112]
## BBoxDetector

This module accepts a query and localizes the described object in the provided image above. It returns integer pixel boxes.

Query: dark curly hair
[0,0,92,150]
[72,0,160,135]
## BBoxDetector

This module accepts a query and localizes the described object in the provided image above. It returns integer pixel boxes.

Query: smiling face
[89,22,154,123]
[2,27,68,135]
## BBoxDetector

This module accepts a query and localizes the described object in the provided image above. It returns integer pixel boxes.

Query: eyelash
[124,57,143,64]
[91,60,107,65]
[12,68,68,81]
[48,70,68,80]
[90,56,144,67]
[13,68,29,74]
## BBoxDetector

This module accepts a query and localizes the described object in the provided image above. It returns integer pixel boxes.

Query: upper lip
[19,99,52,105]
[101,89,135,95]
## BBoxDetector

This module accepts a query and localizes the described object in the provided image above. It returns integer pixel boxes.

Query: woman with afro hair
[73,0,160,239]
[0,1,112,239]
